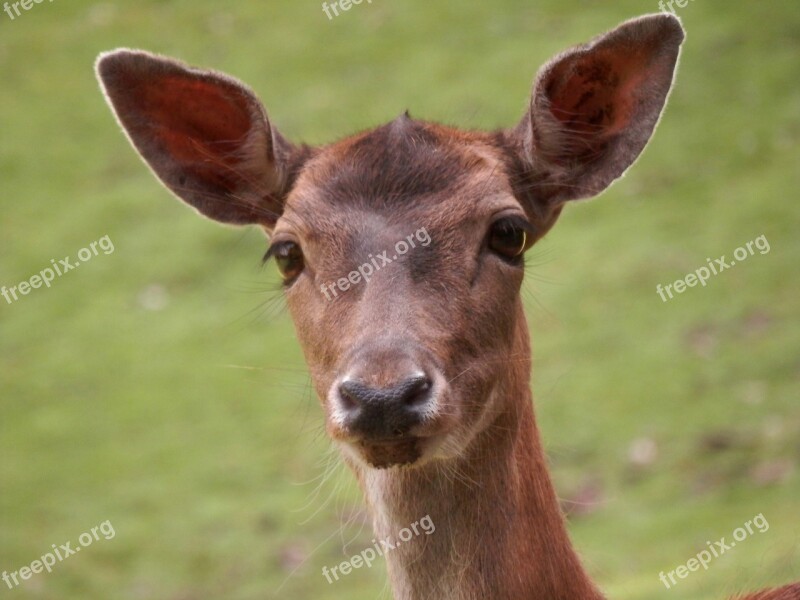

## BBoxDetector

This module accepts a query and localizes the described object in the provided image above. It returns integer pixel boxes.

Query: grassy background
[1,1,798,598]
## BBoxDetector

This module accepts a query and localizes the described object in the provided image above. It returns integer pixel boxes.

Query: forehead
[281,114,517,234]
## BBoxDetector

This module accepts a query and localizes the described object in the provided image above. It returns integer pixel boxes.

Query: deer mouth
[357,437,424,469]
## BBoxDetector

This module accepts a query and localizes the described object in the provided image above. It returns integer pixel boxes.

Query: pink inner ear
[547,49,649,140]
[138,75,253,166]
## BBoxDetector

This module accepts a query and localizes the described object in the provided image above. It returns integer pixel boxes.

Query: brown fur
[96,13,796,600]
[735,584,800,600]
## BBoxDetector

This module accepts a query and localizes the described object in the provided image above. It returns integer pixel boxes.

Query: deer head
[96,14,683,474]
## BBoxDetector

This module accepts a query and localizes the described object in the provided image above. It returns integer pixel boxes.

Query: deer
[95,13,799,600]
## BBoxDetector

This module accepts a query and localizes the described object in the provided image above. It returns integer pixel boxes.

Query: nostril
[339,382,360,410]
[402,376,431,406]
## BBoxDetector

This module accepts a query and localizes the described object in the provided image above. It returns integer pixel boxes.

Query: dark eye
[267,241,305,281]
[488,217,532,261]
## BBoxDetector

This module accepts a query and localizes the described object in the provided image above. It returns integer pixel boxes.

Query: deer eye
[488,217,532,261]
[267,241,304,281]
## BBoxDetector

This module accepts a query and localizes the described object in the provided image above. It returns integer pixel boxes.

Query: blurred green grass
[1,1,798,599]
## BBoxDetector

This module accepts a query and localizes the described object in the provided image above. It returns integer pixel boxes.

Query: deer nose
[338,375,432,439]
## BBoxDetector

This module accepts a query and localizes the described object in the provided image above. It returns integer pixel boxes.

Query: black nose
[338,375,432,439]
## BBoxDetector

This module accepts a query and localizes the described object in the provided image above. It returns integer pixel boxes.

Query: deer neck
[352,307,604,600]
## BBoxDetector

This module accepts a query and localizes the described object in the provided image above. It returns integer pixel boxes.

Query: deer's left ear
[510,14,685,205]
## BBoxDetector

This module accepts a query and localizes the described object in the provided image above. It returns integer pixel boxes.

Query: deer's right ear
[96,49,301,229]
